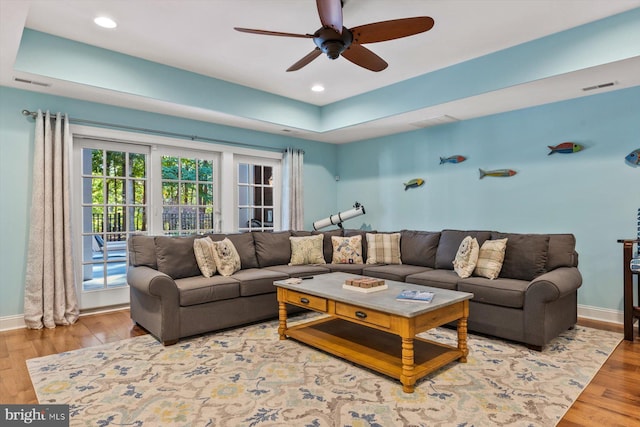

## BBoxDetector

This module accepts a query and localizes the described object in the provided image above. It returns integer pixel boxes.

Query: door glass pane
[162,156,179,179]
[198,160,213,181]
[129,153,146,178]
[181,158,196,181]
[106,151,125,177]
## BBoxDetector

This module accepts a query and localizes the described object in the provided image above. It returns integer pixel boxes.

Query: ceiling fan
[234,0,435,72]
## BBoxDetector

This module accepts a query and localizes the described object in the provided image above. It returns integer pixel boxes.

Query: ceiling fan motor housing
[314,27,353,59]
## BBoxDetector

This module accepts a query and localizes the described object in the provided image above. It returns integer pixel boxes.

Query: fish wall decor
[548,142,584,155]
[625,149,640,167]
[440,155,466,164]
[479,168,517,179]
[403,178,424,190]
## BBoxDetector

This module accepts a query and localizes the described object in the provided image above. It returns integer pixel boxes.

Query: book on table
[396,289,435,303]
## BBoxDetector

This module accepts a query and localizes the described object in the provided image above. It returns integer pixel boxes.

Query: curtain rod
[21,109,285,153]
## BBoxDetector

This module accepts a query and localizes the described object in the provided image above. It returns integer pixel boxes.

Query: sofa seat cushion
[231,268,289,297]
[174,276,240,306]
[362,264,431,282]
[405,269,458,290]
[325,263,365,274]
[264,264,330,277]
[458,277,528,308]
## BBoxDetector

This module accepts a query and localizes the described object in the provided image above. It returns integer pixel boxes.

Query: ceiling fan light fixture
[94,16,117,29]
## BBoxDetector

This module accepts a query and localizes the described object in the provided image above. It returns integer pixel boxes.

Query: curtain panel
[24,111,79,329]
[282,148,304,230]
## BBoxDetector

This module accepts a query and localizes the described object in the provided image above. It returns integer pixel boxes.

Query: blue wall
[1,85,638,320]
[0,86,338,318]
[336,86,640,314]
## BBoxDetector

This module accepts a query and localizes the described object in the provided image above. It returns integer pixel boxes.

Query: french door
[74,139,149,309]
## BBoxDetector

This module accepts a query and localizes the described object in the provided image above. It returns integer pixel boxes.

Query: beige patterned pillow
[212,238,241,276]
[193,237,217,277]
[366,233,402,265]
[474,238,508,279]
[289,234,326,265]
[331,235,364,264]
[453,236,479,278]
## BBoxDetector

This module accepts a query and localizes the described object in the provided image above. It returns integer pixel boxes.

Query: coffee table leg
[401,337,416,393]
[457,316,468,363]
[278,300,287,340]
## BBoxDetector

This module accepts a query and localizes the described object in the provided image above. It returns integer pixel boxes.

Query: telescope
[313,202,366,230]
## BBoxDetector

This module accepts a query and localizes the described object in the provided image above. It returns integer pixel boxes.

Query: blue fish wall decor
[440,155,466,164]
[403,178,425,190]
[625,149,640,167]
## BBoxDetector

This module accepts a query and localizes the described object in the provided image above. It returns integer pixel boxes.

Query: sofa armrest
[127,266,179,300]
[527,267,582,303]
[127,266,181,345]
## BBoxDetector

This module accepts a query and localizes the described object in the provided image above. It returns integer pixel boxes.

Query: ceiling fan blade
[341,43,388,72]
[316,0,343,34]
[234,27,312,39]
[350,17,435,44]
[287,48,322,72]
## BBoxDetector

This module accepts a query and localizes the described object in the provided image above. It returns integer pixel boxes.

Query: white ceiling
[1,0,640,143]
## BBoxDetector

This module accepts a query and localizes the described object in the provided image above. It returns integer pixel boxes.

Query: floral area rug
[27,314,621,427]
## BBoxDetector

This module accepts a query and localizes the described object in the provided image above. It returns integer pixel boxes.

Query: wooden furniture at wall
[617,239,640,341]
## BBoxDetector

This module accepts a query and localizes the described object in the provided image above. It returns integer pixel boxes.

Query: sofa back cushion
[400,230,440,268]
[314,229,344,263]
[128,235,157,269]
[435,230,492,270]
[492,232,549,281]
[155,235,201,279]
[253,231,292,267]
[547,234,578,269]
[208,232,258,269]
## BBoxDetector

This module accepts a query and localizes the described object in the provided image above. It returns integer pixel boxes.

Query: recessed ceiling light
[311,84,325,93]
[94,16,117,29]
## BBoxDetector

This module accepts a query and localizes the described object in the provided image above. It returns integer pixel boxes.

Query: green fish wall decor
[403,178,424,190]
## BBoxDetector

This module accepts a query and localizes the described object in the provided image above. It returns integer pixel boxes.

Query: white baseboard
[577,304,623,325]
[0,304,130,332]
[0,314,27,331]
[0,304,625,332]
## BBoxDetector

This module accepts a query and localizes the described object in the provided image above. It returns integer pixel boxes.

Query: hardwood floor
[1,310,638,426]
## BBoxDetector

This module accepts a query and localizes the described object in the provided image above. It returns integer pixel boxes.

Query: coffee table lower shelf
[284,316,464,392]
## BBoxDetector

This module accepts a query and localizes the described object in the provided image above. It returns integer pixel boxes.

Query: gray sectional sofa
[127,229,581,350]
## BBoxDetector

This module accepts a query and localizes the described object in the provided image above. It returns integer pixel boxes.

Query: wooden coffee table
[275,272,473,393]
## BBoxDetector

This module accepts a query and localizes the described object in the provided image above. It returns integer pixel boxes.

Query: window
[237,158,279,232]
[72,126,282,309]
[160,155,216,235]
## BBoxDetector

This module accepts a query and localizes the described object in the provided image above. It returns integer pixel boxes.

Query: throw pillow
[453,236,479,278]
[212,238,241,276]
[331,235,364,264]
[193,237,217,277]
[289,234,326,266]
[474,238,508,279]
[366,233,402,265]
